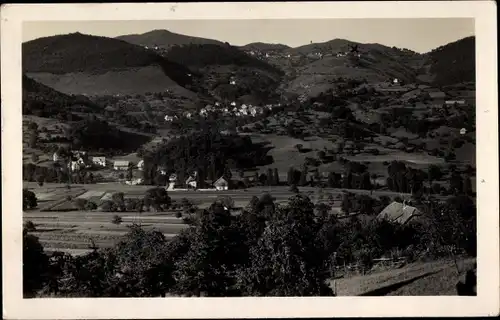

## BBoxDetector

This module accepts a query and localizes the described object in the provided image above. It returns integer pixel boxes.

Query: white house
[230,80,236,85]
[69,161,83,172]
[185,175,197,189]
[167,173,177,191]
[164,115,175,122]
[214,176,229,191]
[137,159,144,171]
[215,102,221,107]
[53,152,60,162]
[113,160,130,171]
[91,156,106,167]
[230,101,237,107]
[393,78,399,84]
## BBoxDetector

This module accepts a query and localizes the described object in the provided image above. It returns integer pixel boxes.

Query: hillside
[23,75,102,118]
[22,32,197,96]
[116,29,225,49]
[421,36,475,86]
[282,40,420,97]
[240,42,290,52]
[164,44,284,102]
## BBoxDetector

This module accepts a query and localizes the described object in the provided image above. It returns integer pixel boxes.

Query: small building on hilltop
[377,201,422,225]
[113,160,130,171]
[213,176,229,191]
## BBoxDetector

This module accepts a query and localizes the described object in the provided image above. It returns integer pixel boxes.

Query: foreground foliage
[24,193,476,297]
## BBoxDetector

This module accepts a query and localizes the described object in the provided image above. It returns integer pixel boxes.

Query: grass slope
[23,32,196,95]
[116,29,225,49]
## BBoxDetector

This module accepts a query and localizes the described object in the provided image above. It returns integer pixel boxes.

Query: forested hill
[426,36,475,86]
[22,32,195,86]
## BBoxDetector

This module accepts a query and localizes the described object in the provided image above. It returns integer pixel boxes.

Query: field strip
[44,248,94,256]
[77,190,106,200]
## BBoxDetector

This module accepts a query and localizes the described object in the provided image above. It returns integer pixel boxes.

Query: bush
[112,215,123,225]
[24,220,37,232]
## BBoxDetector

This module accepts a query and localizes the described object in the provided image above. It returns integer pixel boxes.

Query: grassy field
[332,257,476,296]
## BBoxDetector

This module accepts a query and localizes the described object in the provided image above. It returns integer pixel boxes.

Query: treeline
[165,44,283,75]
[69,119,151,153]
[23,192,476,298]
[23,163,99,185]
[141,131,273,186]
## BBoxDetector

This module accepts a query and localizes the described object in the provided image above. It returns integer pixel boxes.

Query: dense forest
[427,36,475,86]
[142,131,273,186]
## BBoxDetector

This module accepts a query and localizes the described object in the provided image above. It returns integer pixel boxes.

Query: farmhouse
[167,173,178,191]
[213,176,229,191]
[377,202,422,225]
[113,160,130,171]
[137,160,144,171]
[185,175,197,189]
[91,156,106,167]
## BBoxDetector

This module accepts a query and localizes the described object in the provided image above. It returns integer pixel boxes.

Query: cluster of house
[165,171,231,191]
[52,150,142,173]
[244,50,294,60]
[52,151,102,172]
[165,102,282,122]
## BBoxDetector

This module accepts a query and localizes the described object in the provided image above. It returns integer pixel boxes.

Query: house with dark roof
[213,176,229,191]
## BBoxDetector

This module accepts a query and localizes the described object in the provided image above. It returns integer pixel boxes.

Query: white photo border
[1,1,498,318]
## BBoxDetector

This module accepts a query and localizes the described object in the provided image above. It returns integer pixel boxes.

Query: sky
[23,18,475,53]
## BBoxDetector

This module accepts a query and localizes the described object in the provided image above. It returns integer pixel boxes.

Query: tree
[112,215,123,225]
[235,194,334,296]
[23,230,48,297]
[287,167,295,186]
[266,168,274,186]
[28,132,38,148]
[462,175,473,196]
[23,189,38,210]
[74,198,88,211]
[144,188,171,211]
[215,195,235,210]
[273,168,280,186]
[172,205,243,297]
[299,167,308,186]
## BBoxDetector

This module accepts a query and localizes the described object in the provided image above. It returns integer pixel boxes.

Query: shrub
[23,220,37,232]
[112,215,122,225]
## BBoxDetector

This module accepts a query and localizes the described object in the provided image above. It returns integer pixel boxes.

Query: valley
[21,28,477,298]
